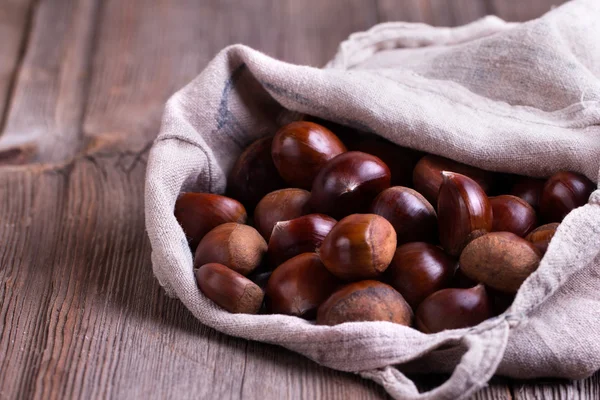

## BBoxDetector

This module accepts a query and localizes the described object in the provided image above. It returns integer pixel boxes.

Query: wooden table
[1,0,598,398]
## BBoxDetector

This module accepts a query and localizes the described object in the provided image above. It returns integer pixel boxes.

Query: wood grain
[81,0,378,157]
[0,153,390,399]
[0,1,598,399]
[376,0,491,26]
[0,0,101,165]
[0,0,35,130]
[488,0,567,22]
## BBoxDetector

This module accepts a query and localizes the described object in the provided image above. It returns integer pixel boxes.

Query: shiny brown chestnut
[385,242,456,309]
[309,151,391,219]
[370,186,437,245]
[510,176,546,210]
[227,136,286,210]
[415,284,492,333]
[490,195,537,237]
[413,155,494,204]
[349,137,423,187]
[195,263,264,314]
[437,172,493,256]
[194,223,267,276]
[525,222,559,255]
[540,171,596,223]
[267,214,337,268]
[254,188,311,241]
[319,214,396,281]
[272,121,346,189]
[266,253,341,318]
[460,232,541,293]
[174,193,247,250]
[316,280,413,326]
[301,115,364,149]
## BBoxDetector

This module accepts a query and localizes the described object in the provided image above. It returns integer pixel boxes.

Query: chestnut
[510,176,545,210]
[194,223,267,276]
[525,222,559,255]
[174,193,247,250]
[309,151,391,219]
[254,188,311,241]
[349,137,423,187]
[385,242,456,309]
[266,253,340,318]
[415,284,492,333]
[195,263,264,314]
[227,136,286,210]
[272,121,346,189]
[459,232,541,293]
[412,155,494,204]
[489,195,537,237]
[370,186,437,245]
[316,280,412,326]
[437,172,493,256]
[319,214,396,281]
[539,171,596,223]
[267,214,336,268]
[301,115,364,149]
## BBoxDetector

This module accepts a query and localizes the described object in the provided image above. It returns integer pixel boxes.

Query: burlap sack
[145,1,600,398]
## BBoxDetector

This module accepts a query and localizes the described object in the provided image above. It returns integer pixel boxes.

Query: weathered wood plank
[0,1,597,399]
[0,0,389,399]
[488,0,567,22]
[0,154,389,399]
[512,374,600,400]
[376,0,490,26]
[81,0,379,156]
[0,0,35,130]
[0,0,101,165]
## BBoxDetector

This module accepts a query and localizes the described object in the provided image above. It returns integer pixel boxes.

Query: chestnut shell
[309,151,391,219]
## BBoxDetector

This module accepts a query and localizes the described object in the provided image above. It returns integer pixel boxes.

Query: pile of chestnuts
[175,119,596,333]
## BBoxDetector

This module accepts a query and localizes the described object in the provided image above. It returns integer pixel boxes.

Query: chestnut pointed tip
[441,170,455,181]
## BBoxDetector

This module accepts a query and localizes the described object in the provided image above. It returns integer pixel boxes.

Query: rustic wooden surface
[1,0,597,399]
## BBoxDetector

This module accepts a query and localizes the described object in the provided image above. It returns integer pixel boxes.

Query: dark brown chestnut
[301,115,365,148]
[437,172,493,256]
[490,195,537,237]
[174,193,247,250]
[316,280,413,326]
[319,214,396,281]
[370,186,437,245]
[460,232,541,293]
[194,223,267,276]
[385,242,456,309]
[272,121,346,189]
[539,171,596,223]
[309,151,391,219]
[267,214,337,268]
[195,263,264,314]
[415,284,492,333]
[510,176,546,210]
[254,188,311,241]
[266,253,341,318]
[349,137,423,187]
[525,222,559,255]
[227,136,286,210]
[413,155,494,204]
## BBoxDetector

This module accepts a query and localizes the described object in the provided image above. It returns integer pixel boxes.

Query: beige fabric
[145,1,600,398]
